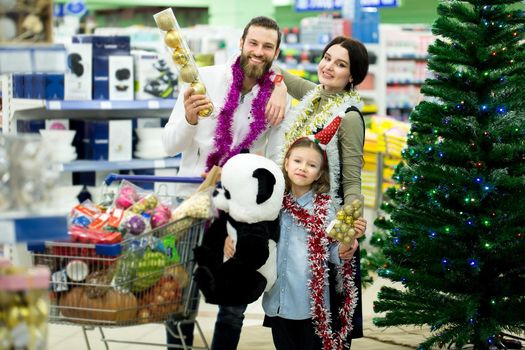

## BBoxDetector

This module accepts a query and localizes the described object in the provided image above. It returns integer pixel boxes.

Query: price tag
[148,100,160,109]
[48,101,62,110]
[154,160,166,168]
[100,101,112,109]
[0,220,15,243]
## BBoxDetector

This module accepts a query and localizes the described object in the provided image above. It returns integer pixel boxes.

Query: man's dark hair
[241,16,281,49]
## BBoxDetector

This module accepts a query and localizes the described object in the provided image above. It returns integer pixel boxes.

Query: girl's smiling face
[285,146,323,197]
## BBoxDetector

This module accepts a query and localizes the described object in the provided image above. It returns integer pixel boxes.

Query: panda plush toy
[194,153,285,306]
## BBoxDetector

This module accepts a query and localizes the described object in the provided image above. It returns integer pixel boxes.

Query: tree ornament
[179,65,198,83]
[164,29,183,49]
[172,51,190,66]
[156,13,175,31]
[327,197,364,244]
[190,81,206,95]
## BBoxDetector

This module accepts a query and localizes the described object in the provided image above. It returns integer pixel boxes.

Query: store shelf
[0,45,66,74]
[386,53,429,60]
[387,79,425,85]
[58,156,181,172]
[0,214,68,243]
[13,99,176,120]
[280,43,326,51]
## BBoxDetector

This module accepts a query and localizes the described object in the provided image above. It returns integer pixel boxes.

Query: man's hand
[224,235,236,259]
[265,82,287,126]
[339,239,359,260]
[184,87,212,125]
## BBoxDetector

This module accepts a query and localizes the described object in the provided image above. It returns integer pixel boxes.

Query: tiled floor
[47,276,426,349]
[46,208,430,349]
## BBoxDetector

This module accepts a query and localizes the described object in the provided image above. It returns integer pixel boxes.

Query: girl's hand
[265,82,287,126]
[224,235,236,259]
[339,239,359,260]
[353,217,367,240]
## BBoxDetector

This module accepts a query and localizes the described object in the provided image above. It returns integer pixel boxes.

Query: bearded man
[162,16,289,350]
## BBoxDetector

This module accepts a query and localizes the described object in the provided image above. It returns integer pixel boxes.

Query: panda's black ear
[252,168,276,204]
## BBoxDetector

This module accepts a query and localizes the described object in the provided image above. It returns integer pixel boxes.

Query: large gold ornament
[179,65,198,83]
[198,105,213,118]
[172,51,190,66]
[156,13,175,31]
[164,30,183,49]
[190,82,206,95]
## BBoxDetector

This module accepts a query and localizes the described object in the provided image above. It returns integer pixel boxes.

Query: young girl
[262,136,365,350]
[266,36,369,345]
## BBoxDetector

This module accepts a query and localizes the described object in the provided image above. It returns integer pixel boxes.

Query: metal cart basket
[29,174,209,350]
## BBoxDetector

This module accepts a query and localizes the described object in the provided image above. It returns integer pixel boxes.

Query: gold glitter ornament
[164,30,183,49]
[198,105,213,118]
[156,13,175,31]
[190,82,206,95]
[172,51,190,66]
[179,65,198,83]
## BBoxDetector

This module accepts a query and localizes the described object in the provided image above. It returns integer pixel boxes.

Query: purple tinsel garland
[205,57,273,171]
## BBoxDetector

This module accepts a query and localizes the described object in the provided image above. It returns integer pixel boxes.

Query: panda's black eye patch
[224,188,231,200]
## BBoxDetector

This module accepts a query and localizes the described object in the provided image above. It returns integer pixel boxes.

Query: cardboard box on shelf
[64,43,92,100]
[109,56,134,101]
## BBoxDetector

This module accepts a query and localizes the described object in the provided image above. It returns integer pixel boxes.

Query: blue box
[82,120,109,160]
[17,120,45,133]
[13,74,25,98]
[23,74,34,99]
[33,73,46,99]
[352,11,380,43]
[45,74,65,100]
[72,35,130,100]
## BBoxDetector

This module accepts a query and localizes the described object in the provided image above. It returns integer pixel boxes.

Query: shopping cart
[29,174,211,350]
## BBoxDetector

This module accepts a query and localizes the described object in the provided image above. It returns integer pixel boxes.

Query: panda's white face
[211,154,285,223]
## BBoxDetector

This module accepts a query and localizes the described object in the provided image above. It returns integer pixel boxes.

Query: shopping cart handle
[104,173,204,185]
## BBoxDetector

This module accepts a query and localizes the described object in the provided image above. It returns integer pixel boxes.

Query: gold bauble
[351,198,363,208]
[179,65,198,83]
[164,30,183,49]
[190,81,206,95]
[156,13,175,31]
[172,51,190,66]
[198,106,213,118]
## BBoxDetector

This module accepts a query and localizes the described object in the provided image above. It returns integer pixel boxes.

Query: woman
[266,35,369,346]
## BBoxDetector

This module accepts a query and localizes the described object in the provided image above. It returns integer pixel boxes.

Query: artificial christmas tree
[372,1,525,349]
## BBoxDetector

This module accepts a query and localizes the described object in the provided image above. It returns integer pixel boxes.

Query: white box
[109,120,132,161]
[133,51,177,100]
[64,43,92,100]
[109,56,134,100]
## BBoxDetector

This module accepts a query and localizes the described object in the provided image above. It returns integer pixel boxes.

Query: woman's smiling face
[317,44,352,92]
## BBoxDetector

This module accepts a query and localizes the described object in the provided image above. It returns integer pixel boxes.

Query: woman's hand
[183,87,212,125]
[339,239,359,260]
[265,82,287,126]
[224,235,236,259]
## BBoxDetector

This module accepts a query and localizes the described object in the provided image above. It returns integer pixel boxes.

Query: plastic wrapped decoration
[327,196,365,246]
[153,8,214,118]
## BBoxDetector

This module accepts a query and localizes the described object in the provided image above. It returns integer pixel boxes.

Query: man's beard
[240,52,272,79]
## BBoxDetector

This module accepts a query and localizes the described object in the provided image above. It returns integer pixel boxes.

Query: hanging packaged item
[153,8,214,118]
